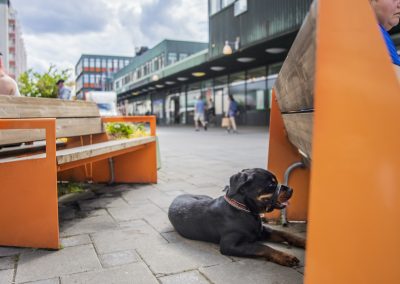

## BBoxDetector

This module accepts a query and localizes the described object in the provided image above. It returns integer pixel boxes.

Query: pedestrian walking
[226,94,238,134]
[194,94,207,131]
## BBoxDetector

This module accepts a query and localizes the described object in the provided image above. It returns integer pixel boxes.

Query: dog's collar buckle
[224,195,251,213]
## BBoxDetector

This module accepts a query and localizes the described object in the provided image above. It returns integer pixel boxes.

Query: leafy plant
[18,64,71,98]
[57,183,84,197]
[105,122,149,139]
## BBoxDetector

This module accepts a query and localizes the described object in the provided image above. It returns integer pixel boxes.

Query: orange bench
[267,1,400,283]
[0,96,157,249]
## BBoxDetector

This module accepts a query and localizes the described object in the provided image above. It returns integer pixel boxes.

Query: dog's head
[226,168,293,213]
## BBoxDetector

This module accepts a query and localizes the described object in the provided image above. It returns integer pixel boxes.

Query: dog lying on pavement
[168,168,305,267]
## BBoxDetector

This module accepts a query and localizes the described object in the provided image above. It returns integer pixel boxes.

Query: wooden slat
[0,96,100,118]
[282,112,313,160]
[0,118,103,145]
[274,1,316,113]
[0,136,156,164]
[57,136,155,164]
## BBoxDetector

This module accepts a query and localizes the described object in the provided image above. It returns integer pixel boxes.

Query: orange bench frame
[0,116,157,249]
[267,0,400,283]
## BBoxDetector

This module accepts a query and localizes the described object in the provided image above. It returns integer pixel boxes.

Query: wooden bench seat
[0,136,156,165]
[0,96,158,249]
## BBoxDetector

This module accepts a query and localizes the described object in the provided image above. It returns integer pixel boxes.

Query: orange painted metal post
[305,0,400,283]
[267,91,310,221]
[0,119,59,249]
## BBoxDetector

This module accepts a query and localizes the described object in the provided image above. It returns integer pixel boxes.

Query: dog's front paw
[270,252,300,267]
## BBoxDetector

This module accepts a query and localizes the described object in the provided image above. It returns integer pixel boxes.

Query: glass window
[89,58,95,68]
[214,75,228,115]
[246,67,267,111]
[168,53,177,65]
[113,59,119,70]
[222,0,234,8]
[83,58,89,67]
[119,60,124,68]
[83,74,89,83]
[125,60,130,66]
[96,58,101,69]
[187,82,201,121]
[90,74,95,84]
[179,53,188,61]
[210,0,221,15]
[102,59,106,68]
[229,71,245,114]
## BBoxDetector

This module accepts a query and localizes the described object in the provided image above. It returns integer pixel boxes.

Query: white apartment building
[0,0,27,79]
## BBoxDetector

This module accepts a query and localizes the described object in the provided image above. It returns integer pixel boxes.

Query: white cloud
[10,0,208,75]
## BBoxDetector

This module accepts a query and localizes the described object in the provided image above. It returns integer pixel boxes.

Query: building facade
[75,54,133,100]
[0,0,27,79]
[115,0,399,127]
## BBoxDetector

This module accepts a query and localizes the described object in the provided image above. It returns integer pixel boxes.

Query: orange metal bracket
[0,119,59,249]
[266,92,310,221]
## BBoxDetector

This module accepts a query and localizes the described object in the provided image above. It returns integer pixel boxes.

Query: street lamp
[223,37,240,55]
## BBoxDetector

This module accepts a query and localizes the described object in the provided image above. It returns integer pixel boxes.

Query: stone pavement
[0,126,306,284]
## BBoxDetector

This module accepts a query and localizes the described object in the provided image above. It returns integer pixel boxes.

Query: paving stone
[21,278,60,284]
[121,186,160,203]
[78,197,129,210]
[16,245,101,283]
[91,220,167,254]
[60,235,91,248]
[0,269,13,284]
[0,256,14,270]
[160,231,187,244]
[61,263,158,284]
[59,215,117,237]
[99,250,139,268]
[158,270,210,284]
[199,258,303,284]
[110,203,174,233]
[58,191,95,204]
[136,241,231,275]
[0,247,28,257]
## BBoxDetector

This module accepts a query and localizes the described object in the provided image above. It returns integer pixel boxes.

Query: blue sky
[11,0,208,73]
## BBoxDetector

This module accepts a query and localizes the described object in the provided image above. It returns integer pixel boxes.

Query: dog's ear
[227,171,253,196]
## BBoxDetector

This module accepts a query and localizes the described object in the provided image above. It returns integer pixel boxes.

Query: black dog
[168,168,305,267]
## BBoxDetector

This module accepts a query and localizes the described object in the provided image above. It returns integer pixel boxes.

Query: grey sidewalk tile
[121,186,160,202]
[0,256,14,270]
[199,259,303,284]
[91,222,168,254]
[108,203,175,233]
[60,215,117,237]
[0,247,28,257]
[99,250,139,268]
[136,241,231,275]
[16,245,101,283]
[78,197,129,211]
[60,263,158,284]
[20,278,60,284]
[60,235,91,248]
[160,231,187,244]
[158,270,210,284]
[0,269,13,284]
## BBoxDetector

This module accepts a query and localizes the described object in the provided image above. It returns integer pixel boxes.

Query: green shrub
[105,122,148,139]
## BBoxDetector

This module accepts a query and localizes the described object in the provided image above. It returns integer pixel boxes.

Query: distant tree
[18,65,71,98]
